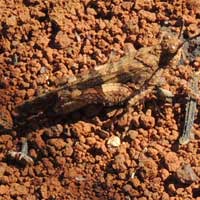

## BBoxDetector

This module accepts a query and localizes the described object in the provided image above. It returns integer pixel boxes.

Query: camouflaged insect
[16,28,186,115]
[1,26,200,145]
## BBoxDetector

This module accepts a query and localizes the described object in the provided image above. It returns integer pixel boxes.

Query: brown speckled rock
[176,164,199,184]
[164,152,180,172]
[0,107,13,131]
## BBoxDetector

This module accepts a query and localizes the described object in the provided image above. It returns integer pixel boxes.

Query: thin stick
[7,139,34,165]
[179,73,199,145]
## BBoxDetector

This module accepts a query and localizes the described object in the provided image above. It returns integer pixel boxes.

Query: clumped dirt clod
[0,0,200,199]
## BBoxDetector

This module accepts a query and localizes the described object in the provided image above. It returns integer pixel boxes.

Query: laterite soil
[0,0,200,199]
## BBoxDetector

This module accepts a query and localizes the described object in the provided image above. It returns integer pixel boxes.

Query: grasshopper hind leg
[54,83,134,115]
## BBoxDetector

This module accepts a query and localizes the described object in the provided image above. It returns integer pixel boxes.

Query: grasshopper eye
[168,44,178,53]
[164,35,171,40]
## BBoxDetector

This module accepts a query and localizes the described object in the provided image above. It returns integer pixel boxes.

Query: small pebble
[107,136,121,147]
[176,164,198,184]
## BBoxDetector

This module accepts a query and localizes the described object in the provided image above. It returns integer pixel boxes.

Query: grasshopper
[1,24,200,145]
[16,28,186,114]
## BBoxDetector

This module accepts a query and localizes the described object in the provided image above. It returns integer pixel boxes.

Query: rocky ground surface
[0,0,200,199]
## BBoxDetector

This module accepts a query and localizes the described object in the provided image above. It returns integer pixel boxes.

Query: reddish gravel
[0,0,200,199]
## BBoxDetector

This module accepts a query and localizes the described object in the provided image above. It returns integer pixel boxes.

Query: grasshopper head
[161,33,183,55]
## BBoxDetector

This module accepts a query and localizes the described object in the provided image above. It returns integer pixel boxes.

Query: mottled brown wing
[66,46,161,90]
